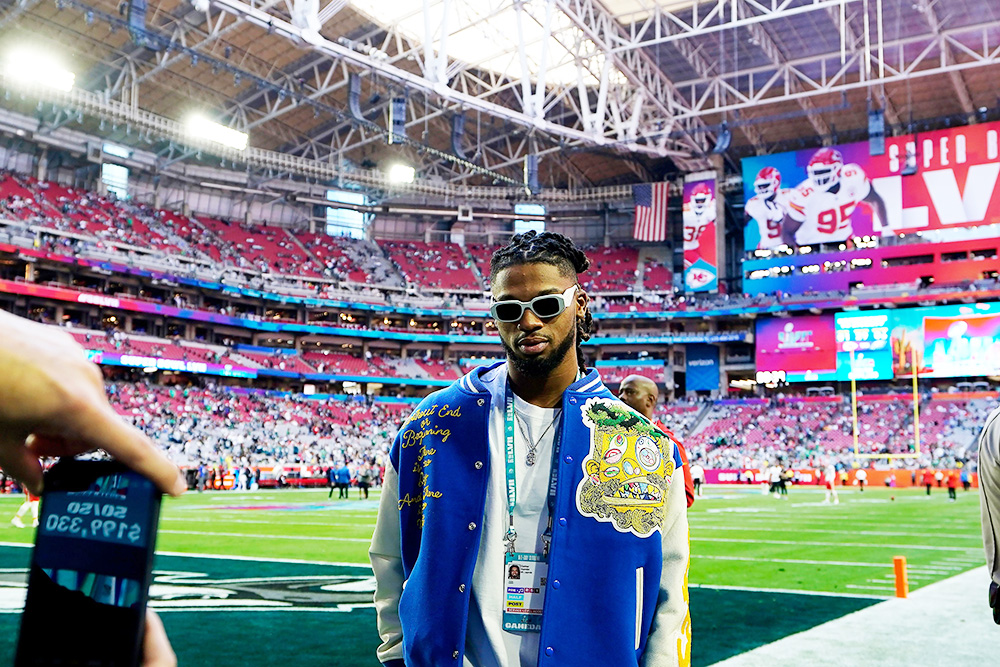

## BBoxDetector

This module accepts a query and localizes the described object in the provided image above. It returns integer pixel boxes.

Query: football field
[0,483,984,666]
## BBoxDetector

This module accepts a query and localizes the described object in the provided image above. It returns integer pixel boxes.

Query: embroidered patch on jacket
[576,398,675,537]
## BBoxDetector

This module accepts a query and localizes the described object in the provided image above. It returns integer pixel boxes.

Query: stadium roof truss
[0,0,998,194]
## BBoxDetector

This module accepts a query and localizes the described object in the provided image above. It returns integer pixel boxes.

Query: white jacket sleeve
[641,461,692,667]
[369,462,405,664]
[979,407,1000,587]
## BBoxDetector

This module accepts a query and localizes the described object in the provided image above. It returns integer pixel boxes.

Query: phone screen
[16,460,162,667]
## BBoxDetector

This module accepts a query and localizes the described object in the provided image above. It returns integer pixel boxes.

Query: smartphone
[15,458,162,667]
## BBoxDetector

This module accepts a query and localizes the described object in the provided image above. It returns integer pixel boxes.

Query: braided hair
[489,231,593,374]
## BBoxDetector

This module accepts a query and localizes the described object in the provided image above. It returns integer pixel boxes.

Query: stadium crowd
[107,381,408,484]
[683,395,989,473]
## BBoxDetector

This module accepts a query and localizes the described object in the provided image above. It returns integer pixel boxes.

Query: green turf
[0,484,984,666]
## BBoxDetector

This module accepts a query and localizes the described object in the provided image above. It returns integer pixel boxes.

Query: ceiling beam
[204,0,690,158]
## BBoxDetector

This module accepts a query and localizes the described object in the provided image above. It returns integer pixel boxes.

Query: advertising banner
[682,174,718,292]
[686,344,720,391]
[742,120,1000,251]
[755,315,837,382]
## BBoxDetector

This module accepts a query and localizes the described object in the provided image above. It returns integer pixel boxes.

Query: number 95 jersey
[786,163,872,245]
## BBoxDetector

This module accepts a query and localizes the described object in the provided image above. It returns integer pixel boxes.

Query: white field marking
[177,575,369,585]
[161,517,373,529]
[694,555,892,568]
[691,536,981,552]
[171,505,379,514]
[154,550,371,568]
[688,583,889,600]
[0,543,377,569]
[909,569,962,575]
[845,584,896,592]
[151,603,376,613]
[0,604,378,615]
[691,516,981,528]
[158,530,372,542]
[703,507,778,514]
[690,525,980,540]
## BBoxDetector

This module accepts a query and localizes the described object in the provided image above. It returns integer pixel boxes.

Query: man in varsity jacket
[370,231,691,666]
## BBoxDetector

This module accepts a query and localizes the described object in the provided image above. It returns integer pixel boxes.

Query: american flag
[632,183,669,242]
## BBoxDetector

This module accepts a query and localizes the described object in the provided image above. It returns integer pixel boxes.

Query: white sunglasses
[490,285,578,323]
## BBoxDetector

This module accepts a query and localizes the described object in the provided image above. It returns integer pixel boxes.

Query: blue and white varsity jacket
[370,363,691,667]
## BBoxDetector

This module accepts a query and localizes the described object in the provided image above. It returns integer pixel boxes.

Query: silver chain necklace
[514,410,561,466]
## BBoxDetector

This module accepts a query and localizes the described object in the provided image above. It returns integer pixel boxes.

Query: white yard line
[162,516,373,529]
[691,525,979,540]
[695,555,892,568]
[158,529,371,542]
[691,536,981,552]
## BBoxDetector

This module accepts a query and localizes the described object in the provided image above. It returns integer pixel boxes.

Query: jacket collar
[462,361,606,396]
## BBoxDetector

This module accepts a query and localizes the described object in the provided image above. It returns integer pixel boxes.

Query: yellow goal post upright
[851,347,922,460]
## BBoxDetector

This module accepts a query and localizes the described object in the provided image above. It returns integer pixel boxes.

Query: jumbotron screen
[759,302,1000,382]
[741,120,1000,252]
[755,315,838,382]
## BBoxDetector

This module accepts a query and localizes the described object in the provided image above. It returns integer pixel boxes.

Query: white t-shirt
[463,365,559,667]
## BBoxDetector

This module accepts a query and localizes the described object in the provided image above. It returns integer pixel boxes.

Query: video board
[742,120,1000,251]
[835,301,1000,380]
[755,315,838,382]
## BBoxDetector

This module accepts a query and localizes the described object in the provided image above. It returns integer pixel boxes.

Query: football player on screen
[782,148,889,246]
[744,166,789,249]
[682,182,716,257]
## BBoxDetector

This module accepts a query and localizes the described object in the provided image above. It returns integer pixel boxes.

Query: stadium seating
[108,381,410,469]
[579,244,639,293]
[642,259,673,291]
[381,240,481,291]
[682,396,984,471]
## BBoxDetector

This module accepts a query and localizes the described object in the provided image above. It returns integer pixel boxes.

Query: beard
[501,327,576,378]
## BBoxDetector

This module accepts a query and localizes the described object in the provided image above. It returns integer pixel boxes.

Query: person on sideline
[0,310,184,665]
[855,467,867,492]
[821,463,839,505]
[618,374,695,508]
[10,486,40,527]
[369,232,691,666]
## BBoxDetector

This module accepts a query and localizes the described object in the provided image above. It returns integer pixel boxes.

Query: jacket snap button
[552,580,560,589]
[459,583,466,592]
[453,650,460,659]
[468,522,477,530]
[474,461,483,469]
[477,399,485,406]
[558,517,567,526]
[564,455,573,464]
[545,647,554,656]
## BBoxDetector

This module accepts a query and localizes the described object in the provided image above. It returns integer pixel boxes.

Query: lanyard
[503,381,562,555]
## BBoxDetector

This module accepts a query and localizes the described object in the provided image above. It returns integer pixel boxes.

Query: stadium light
[186,115,248,151]
[388,163,416,184]
[2,46,74,92]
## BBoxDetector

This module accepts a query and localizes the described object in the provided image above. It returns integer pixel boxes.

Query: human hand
[0,311,186,496]
[143,609,177,667]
